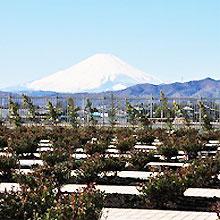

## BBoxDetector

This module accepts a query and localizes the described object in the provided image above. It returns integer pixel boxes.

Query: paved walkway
[101,208,217,220]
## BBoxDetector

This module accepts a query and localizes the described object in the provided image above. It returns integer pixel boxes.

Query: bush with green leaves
[102,157,126,176]
[0,136,8,151]
[129,151,157,170]
[180,137,204,160]
[140,156,220,208]
[136,130,155,145]
[78,154,104,183]
[41,148,77,184]
[0,168,104,220]
[84,139,108,155]
[158,145,178,161]
[160,128,204,160]
[116,136,136,153]
[0,154,18,180]
[11,137,39,156]
[183,156,220,188]
[41,149,69,166]
[140,170,185,208]
[71,183,104,220]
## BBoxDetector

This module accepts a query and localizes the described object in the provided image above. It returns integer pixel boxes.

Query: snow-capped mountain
[18,53,161,93]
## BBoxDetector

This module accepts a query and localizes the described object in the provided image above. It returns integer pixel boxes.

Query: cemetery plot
[0,126,219,219]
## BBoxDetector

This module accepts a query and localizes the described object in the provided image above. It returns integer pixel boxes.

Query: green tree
[126,101,151,128]
[67,98,80,128]
[22,94,36,122]
[199,101,212,131]
[173,101,183,118]
[85,99,98,126]
[47,101,60,124]
[156,91,174,130]
[8,97,21,127]
[138,103,152,129]
[126,101,139,127]
[108,94,117,128]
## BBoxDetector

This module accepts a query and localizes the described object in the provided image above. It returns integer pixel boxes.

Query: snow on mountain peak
[27,53,161,93]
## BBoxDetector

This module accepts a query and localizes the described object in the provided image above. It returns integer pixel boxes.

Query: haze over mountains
[2,53,219,98]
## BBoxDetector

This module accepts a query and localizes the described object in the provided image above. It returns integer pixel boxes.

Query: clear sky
[0,0,219,88]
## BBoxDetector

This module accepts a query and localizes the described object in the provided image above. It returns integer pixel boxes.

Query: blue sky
[0,0,219,88]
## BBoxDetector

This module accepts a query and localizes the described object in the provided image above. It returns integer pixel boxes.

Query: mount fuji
[22,53,160,94]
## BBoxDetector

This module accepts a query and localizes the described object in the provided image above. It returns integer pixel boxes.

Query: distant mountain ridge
[111,77,220,98]
[1,77,220,98]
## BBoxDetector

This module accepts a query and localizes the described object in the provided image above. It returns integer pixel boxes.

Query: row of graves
[0,133,220,219]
